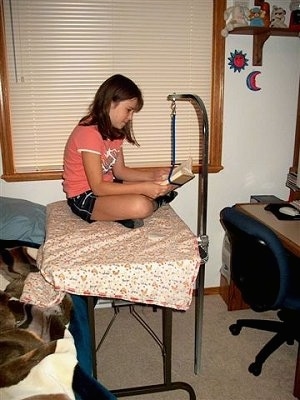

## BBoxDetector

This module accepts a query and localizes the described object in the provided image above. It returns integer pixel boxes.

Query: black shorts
[67,190,97,223]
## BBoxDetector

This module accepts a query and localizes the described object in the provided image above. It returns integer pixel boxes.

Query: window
[0,0,225,182]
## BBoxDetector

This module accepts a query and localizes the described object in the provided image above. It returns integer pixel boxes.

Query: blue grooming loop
[167,95,178,184]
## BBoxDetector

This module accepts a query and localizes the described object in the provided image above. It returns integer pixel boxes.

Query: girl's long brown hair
[80,74,143,145]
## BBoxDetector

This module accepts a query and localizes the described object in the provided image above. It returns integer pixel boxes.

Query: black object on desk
[264,203,300,220]
[250,195,284,203]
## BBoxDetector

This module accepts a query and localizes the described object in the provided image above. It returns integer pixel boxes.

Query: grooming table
[22,200,201,398]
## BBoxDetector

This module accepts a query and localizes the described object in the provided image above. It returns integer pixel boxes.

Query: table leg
[91,304,197,399]
[162,307,172,384]
[113,307,174,397]
[194,263,205,374]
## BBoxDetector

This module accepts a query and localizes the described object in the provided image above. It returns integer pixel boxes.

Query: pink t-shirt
[62,124,123,198]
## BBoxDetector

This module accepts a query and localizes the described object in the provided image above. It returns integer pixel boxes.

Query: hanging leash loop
[167,94,181,185]
[170,95,176,166]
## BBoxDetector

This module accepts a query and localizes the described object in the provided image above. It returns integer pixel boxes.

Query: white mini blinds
[3,0,213,172]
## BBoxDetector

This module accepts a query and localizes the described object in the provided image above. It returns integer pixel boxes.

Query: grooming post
[167,93,209,374]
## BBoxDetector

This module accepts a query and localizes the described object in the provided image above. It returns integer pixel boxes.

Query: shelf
[230,27,300,66]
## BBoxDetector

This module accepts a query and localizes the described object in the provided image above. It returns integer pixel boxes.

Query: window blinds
[3,0,212,172]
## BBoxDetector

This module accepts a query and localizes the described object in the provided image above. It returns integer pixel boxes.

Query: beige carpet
[94,295,297,400]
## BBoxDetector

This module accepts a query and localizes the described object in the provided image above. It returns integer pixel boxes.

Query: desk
[236,203,300,399]
[236,203,300,257]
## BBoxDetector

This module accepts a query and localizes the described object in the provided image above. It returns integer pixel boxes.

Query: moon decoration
[228,50,249,73]
[246,71,261,91]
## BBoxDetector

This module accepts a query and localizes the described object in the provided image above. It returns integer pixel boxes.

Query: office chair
[220,206,300,376]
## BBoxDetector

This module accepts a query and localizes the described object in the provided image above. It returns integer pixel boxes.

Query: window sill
[1,164,223,182]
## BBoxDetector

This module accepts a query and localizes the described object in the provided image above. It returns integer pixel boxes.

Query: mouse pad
[264,203,300,221]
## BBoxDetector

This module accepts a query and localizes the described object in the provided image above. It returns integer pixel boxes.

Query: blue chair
[220,206,300,376]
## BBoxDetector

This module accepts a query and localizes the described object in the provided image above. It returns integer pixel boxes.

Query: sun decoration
[228,50,249,73]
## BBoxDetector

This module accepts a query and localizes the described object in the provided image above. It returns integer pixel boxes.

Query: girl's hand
[140,182,175,199]
[152,167,172,181]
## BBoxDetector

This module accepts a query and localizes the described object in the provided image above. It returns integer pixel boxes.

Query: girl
[63,74,176,228]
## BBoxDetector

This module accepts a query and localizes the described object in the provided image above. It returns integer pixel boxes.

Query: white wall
[1,33,299,289]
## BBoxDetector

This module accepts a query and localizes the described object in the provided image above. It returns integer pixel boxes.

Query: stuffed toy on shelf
[248,7,266,27]
[221,5,249,37]
[270,5,288,28]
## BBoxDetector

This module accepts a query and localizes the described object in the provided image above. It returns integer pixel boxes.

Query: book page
[161,157,194,186]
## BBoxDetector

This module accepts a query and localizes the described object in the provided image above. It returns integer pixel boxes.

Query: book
[161,157,195,186]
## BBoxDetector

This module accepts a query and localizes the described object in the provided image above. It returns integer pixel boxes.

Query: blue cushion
[0,197,46,245]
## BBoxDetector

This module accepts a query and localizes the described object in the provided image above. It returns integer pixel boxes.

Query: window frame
[0,0,225,182]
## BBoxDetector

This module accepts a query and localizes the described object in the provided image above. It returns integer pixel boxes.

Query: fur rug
[0,246,76,400]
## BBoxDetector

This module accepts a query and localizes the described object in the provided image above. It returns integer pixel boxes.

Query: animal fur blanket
[0,246,77,400]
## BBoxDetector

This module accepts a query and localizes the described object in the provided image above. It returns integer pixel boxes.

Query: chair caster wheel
[248,362,262,376]
[229,324,241,335]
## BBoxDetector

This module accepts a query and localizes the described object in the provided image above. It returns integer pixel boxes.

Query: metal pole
[167,93,209,374]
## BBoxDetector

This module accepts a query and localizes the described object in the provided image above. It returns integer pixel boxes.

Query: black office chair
[220,206,300,376]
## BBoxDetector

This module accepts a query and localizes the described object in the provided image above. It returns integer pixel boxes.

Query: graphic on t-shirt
[102,147,119,174]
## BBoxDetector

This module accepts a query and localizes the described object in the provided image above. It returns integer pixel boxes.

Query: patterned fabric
[22,201,201,310]
[0,247,77,400]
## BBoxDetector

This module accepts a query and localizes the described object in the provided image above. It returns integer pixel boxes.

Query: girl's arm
[112,149,170,182]
[82,151,173,198]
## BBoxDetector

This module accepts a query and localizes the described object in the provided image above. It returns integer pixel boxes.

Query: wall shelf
[229,27,300,66]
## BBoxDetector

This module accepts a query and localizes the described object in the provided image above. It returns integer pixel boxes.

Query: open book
[161,157,195,186]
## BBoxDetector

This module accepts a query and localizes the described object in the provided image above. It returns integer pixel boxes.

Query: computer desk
[236,203,300,399]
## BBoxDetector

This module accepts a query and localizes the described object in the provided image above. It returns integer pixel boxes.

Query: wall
[1,29,299,289]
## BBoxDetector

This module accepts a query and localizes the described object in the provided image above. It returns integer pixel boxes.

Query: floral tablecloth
[22,200,201,310]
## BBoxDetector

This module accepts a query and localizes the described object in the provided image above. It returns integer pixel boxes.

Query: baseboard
[193,287,220,296]
[194,285,249,311]
[204,287,220,295]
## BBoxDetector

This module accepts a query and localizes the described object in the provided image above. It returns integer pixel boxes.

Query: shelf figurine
[261,2,271,27]
[270,6,287,28]
[221,5,249,37]
[248,7,266,27]
[289,1,300,30]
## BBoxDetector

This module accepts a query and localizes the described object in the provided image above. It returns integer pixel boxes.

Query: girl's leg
[91,194,154,222]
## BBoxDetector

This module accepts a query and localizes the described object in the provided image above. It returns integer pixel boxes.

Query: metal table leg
[194,263,206,374]
[87,299,196,399]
